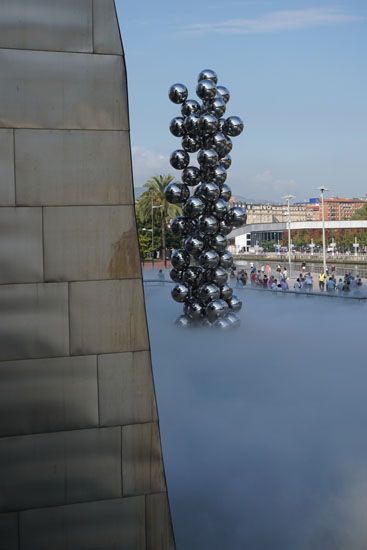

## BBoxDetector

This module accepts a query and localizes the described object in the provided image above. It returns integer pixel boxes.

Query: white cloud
[253,170,297,195]
[131,146,170,184]
[182,7,363,35]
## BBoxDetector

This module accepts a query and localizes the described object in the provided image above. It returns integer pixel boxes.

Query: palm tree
[136,174,181,266]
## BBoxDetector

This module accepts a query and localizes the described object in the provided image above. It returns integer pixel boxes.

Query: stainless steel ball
[213,317,231,329]
[194,182,220,202]
[223,116,245,137]
[198,215,219,235]
[211,166,227,185]
[225,312,240,327]
[220,284,233,300]
[211,198,228,219]
[227,206,247,228]
[205,299,229,322]
[182,135,200,153]
[183,196,206,218]
[206,266,228,286]
[170,268,183,283]
[209,233,227,253]
[227,294,242,312]
[218,218,233,235]
[198,283,220,304]
[199,114,219,136]
[170,216,190,236]
[184,235,205,256]
[219,250,234,269]
[196,79,217,101]
[220,184,232,202]
[224,136,233,154]
[170,149,189,170]
[208,96,226,118]
[199,249,220,269]
[197,148,219,168]
[183,114,201,136]
[182,166,201,186]
[164,182,189,204]
[220,154,232,170]
[169,83,188,104]
[212,132,228,156]
[183,266,205,287]
[171,249,190,270]
[170,117,186,137]
[216,85,230,104]
[175,315,191,328]
[184,301,203,320]
[198,69,218,83]
[181,99,201,117]
[171,283,189,303]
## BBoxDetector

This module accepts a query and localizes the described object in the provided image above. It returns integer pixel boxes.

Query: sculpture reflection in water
[166,69,247,328]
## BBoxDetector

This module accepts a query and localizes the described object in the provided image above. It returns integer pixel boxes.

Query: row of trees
[135,174,182,264]
[276,228,367,251]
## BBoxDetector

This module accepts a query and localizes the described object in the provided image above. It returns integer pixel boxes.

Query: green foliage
[352,203,367,220]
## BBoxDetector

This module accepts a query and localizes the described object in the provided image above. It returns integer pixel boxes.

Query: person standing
[319,270,326,291]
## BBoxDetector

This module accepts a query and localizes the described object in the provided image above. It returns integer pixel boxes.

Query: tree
[352,203,367,220]
[136,174,181,266]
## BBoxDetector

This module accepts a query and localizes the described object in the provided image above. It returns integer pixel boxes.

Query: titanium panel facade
[0,356,98,437]
[0,0,93,53]
[0,283,69,361]
[20,497,146,550]
[0,0,174,546]
[0,207,43,284]
[15,129,133,206]
[98,351,158,426]
[44,205,140,281]
[0,49,128,130]
[0,129,15,205]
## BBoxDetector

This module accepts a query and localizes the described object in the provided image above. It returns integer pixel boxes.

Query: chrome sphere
[219,250,234,269]
[170,117,186,137]
[198,215,219,235]
[170,216,190,236]
[164,182,189,204]
[196,79,217,101]
[227,206,247,228]
[198,283,220,304]
[206,299,229,322]
[213,317,231,329]
[220,284,233,300]
[183,196,206,218]
[224,136,233,154]
[220,184,232,202]
[194,182,220,202]
[209,233,227,253]
[208,96,226,118]
[182,135,200,153]
[220,154,232,170]
[199,114,219,136]
[181,99,201,117]
[171,249,190,270]
[211,198,228,219]
[184,235,205,256]
[206,266,228,286]
[218,117,226,131]
[216,85,230,104]
[211,166,227,185]
[170,149,189,170]
[197,148,219,168]
[225,312,241,327]
[212,132,227,156]
[218,219,233,236]
[182,166,201,186]
[198,69,218,83]
[175,314,191,328]
[199,249,220,269]
[227,294,242,312]
[171,283,189,303]
[184,300,203,320]
[170,268,183,283]
[183,266,205,287]
[223,116,245,137]
[169,83,188,104]
[184,114,201,136]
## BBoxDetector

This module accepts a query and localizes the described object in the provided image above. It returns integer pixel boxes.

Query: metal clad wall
[0,1,175,547]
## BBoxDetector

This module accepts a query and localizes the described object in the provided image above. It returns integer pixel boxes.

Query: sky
[115,1,367,202]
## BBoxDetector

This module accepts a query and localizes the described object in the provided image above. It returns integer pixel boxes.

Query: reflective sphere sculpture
[168,69,246,327]
[198,69,218,83]
[169,83,188,104]
[171,283,189,303]
[170,149,189,170]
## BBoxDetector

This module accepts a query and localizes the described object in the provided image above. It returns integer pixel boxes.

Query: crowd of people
[230,262,364,295]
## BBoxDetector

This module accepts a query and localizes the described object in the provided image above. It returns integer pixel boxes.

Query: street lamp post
[151,200,163,269]
[353,237,359,257]
[318,186,328,275]
[282,194,295,278]
[310,239,315,256]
